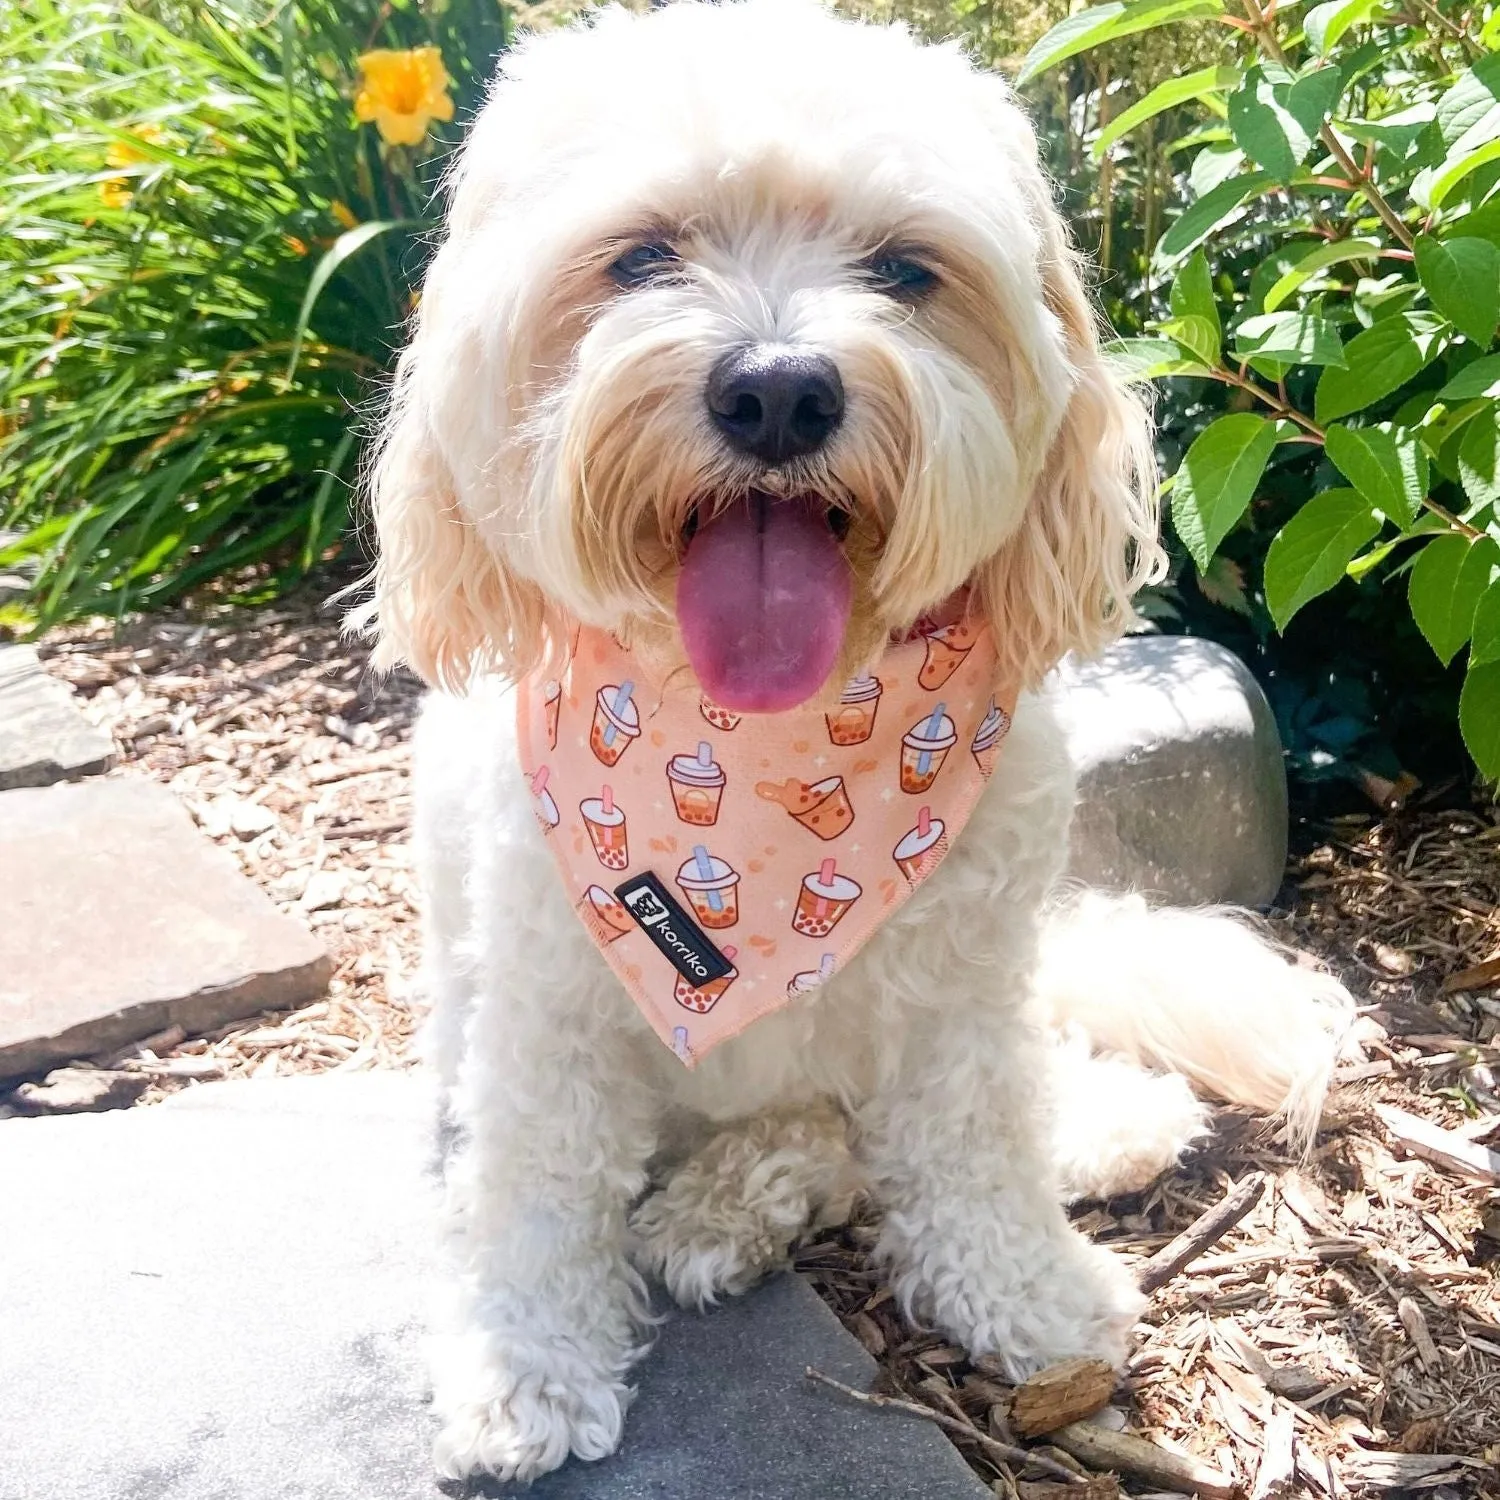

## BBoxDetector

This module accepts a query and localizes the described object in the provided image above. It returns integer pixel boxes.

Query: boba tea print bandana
[517,608,1014,1065]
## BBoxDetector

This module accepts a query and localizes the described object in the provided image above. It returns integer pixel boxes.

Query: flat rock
[0,778,331,1082]
[0,1074,988,1500]
[0,643,115,789]
[1058,635,1287,907]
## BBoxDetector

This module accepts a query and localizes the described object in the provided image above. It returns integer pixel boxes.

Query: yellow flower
[98,178,133,210]
[330,198,360,230]
[100,122,166,208]
[354,47,454,146]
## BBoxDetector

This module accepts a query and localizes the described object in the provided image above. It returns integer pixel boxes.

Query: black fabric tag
[613,872,733,984]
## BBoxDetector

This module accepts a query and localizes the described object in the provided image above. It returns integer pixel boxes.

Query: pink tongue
[677,495,852,713]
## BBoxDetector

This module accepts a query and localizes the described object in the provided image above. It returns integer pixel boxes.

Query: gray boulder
[1058,634,1287,908]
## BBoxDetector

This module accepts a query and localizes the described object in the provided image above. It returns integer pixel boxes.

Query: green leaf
[1414,236,1500,347]
[1263,237,1383,312]
[1170,414,1278,570]
[1323,424,1428,525]
[1314,314,1446,424]
[1167,251,1221,361]
[1338,104,1435,157]
[1103,338,1213,379]
[1440,352,1500,399]
[1233,311,1347,366]
[1153,172,1276,268]
[1017,0,1224,85]
[1458,406,1500,509]
[1264,488,1380,629]
[1471,580,1500,667]
[1227,67,1341,182]
[286,219,421,381]
[1227,73,1307,182]
[1459,661,1500,777]
[1156,315,1221,367]
[1304,0,1386,54]
[1411,137,1500,211]
[1093,66,1242,160]
[1407,533,1500,665]
[1436,52,1500,154]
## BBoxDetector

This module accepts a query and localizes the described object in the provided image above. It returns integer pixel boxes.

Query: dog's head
[360,0,1161,711]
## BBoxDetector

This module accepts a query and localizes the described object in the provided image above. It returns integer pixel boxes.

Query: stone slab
[0,777,331,1082]
[1058,634,1288,908]
[0,1074,988,1500]
[0,643,116,789]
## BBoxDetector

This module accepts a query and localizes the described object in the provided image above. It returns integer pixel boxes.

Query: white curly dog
[354,1,1353,1481]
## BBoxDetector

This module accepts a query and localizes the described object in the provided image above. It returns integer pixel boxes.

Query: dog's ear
[977,209,1163,691]
[352,336,550,692]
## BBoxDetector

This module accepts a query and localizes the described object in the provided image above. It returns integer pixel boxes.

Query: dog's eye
[863,255,937,295]
[611,242,680,287]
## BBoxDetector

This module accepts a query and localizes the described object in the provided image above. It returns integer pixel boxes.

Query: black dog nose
[706,347,844,465]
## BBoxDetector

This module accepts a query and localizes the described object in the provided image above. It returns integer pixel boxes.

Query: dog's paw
[894,1229,1143,1382]
[965,1236,1144,1380]
[630,1182,790,1308]
[430,1342,631,1482]
[629,1109,861,1309]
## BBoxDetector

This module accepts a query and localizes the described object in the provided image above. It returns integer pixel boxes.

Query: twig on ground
[1049,1420,1237,1498]
[1138,1172,1267,1292]
[803,1366,1086,1486]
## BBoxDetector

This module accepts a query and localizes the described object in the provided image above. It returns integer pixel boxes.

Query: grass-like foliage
[0,0,507,629]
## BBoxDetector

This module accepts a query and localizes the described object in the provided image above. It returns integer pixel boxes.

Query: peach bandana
[517,611,1014,1065]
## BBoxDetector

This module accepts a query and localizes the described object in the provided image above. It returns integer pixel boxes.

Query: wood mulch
[34,588,1500,1497]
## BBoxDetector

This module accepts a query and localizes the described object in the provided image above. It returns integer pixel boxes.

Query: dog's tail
[1033,890,1355,1150]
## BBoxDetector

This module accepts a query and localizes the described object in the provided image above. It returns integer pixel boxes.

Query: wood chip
[1337,1451,1470,1488]
[1442,955,1500,993]
[1397,1296,1441,1372]
[1373,1103,1500,1183]
[1010,1360,1116,1438]
[1250,1405,1296,1500]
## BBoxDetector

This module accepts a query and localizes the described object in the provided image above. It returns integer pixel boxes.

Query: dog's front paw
[430,1339,632,1482]
[893,1228,1143,1382]
[968,1236,1144,1380]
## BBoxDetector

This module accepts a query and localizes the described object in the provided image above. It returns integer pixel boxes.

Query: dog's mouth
[675,490,853,714]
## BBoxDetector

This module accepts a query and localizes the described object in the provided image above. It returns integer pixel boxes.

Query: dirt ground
[35,585,1500,1499]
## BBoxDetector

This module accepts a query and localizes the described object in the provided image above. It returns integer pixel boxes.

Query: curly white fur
[362,2,1355,1481]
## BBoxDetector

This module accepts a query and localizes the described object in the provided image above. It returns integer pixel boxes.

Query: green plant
[0,0,508,630]
[1022,0,1500,783]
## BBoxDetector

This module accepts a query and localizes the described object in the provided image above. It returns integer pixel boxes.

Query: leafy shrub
[1022,0,1500,783]
[0,0,507,629]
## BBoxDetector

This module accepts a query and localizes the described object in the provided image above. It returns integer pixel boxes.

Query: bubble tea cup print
[580,785,629,870]
[824,675,882,745]
[530,767,560,834]
[667,742,727,826]
[792,858,862,938]
[900,703,957,794]
[755,774,855,840]
[675,945,739,1014]
[893,806,948,881]
[675,845,740,928]
[970,699,1011,778]
[590,681,640,767]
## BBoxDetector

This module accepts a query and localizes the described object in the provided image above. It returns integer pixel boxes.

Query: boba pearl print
[516,608,1016,1064]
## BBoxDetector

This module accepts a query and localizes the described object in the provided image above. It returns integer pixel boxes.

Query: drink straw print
[917,702,945,778]
[693,844,723,912]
